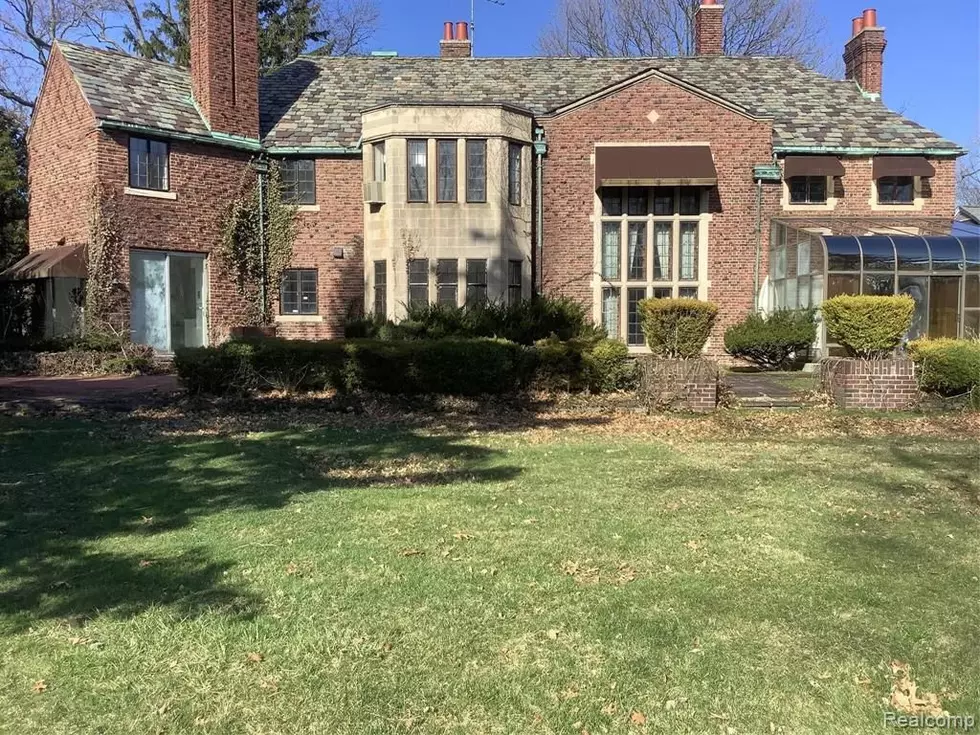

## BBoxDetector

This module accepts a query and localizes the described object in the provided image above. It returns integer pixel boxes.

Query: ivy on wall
[220,161,297,325]
[85,185,124,334]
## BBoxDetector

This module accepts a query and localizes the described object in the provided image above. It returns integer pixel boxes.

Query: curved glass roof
[823,235,980,273]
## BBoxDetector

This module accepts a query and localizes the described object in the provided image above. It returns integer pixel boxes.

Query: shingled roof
[56,41,962,154]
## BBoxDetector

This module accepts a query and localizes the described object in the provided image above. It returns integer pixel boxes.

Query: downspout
[533,127,548,296]
[753,176,762,311]
[251,157,269,321]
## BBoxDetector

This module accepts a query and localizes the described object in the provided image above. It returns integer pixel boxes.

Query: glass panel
[168,255,206,349]
[130,251,169,351]
[508,260,523,306]
[436,140,457,202]
[929,276,960,338]
[678,287,698,299]
[789,178,808,204]
[602,188,623,216]
[407,140,427,202]
[508,143,522,206]
[825,236,861,271]
[898,276,928,341]
[797,239,811,276]
[601,222,621,280]
[963,310,980,338]
[962,237,980,272]
[374,260,387,315]
[863,274,894,296]
[827,273,860,298]
[679,187,700,215]
[373,142,386,182]
[149,140,169,191]
[652,287,672,299]
[797,276,811,308]
[408,258,428,306]
[772,246,787,280]
[653,188,674,215]
[627,188,648,216]
[860,236,895,272]
[601,287,620,337]
[878,176,914,204]
[810,275,823,307]
[436,259,458,306]
[626,287,645,346]
[928,236,965,272]
[784,278,798,308]
[465,140,487,203]
[895,236,930,271]
[465,259,488,305]
[627,222,646,280]
[679,223,698,280]
[653,223,671,280]
[966,275,980,309]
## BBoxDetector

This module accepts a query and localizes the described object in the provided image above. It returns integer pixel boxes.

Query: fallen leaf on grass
[601,702,618,716]
[546,629,560,640]
[629,710,646,725]
[684,540,702,551]
[246,652,264,664]
[560,560,600,584]
[400,548,424,558]
[138,559,154,568]
[886,662,948,717]
[559,685,580,701]
[140,515,154,524]
[32,680,47,693]
[259,677,279,692]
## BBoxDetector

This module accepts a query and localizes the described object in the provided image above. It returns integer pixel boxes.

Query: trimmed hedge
[724,309,817,370]
[638,298,718,358]
[821,295,915,359]
[907,338,980,397]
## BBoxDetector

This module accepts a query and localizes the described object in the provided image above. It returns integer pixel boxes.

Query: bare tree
[958,142,980,207]
[539,0,831,69]
[0,0,119,111]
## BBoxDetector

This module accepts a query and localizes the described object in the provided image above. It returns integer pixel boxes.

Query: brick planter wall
[820,357,918,410]
[638,357,718,413]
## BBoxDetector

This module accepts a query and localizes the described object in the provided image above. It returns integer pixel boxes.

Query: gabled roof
[56,41,963,155]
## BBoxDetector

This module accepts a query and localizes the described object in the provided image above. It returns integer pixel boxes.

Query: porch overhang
[0,245,87,281]
[594,145,718,188]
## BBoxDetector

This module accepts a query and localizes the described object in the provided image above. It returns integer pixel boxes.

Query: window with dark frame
[436,140,457,202]
[373,142,386,182]
[280,269,318,315]
[679,187,701,215]
[466,139,487,203]
[508,143,522,206]
[789,176,828,205]
[465,259,488,305]
[373,260,387,315]
[407,140,428,202]
[128,137,169,191]
[408,258,429,306]
[508,260,523,305]
[279,159,316,205]
[878,176,915,204]
[436,259,458,306]
[626,287,646,346]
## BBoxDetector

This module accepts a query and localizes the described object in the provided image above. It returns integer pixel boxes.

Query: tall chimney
[190,0,260,139]
[844,8,886,98]
[694,1,724,56]
[440,20,473,58]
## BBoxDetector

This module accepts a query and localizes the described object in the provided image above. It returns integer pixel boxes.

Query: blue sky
[369,0,979,150]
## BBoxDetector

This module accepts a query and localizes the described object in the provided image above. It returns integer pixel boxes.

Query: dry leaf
[32,680,47,693]
[601,702,618,716]
[141,516,154,524]
[546,629,560,640]
[68,636,92,646]
[246,652,264,664]
[630,710,646,725]
[285,562,299,575]
[259,677,279,692]
[684,540,701,551]
[138,559,154,568]
[887,664,947,717]
[559,685,580,701]
[400,548,424,557]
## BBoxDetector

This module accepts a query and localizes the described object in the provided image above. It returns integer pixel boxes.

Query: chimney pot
[443,21,454,41]
[862,8,878,27]
[851,16,864,37]
[456,21,470,41]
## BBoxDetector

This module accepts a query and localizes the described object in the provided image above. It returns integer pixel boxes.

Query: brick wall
[844,28,886,97]
[95,130,254,342]
[538,74,777,355]
[820,357,919,410]
[274,157,364,340]
[28,44,98,252]
[694,5,724,56]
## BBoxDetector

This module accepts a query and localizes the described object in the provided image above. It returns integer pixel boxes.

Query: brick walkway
[0,374,181,409]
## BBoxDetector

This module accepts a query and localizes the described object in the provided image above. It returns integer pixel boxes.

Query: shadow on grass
[0,410,577,631]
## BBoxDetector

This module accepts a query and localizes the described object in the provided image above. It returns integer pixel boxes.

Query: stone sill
[275,315,324,324]
[296,204,321,213]
[124,187,177,201]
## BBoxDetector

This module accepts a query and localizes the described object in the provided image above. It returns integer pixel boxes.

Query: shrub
[584,338,635,393]
[532,337,590,392]
[821,295,914,359]
[724,309,817,370]
[908,338,980,396]
[174,346,245,395]
[638,298,718,358]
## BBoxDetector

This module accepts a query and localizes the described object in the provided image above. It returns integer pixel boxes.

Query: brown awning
[783,156,846,178]
[0,245,87,281]
[594,145,717,188]
[873,156,936,179]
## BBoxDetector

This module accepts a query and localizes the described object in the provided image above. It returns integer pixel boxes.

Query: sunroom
[768,220,980,356]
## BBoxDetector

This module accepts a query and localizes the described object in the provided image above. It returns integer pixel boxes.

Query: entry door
[130,250,207,352]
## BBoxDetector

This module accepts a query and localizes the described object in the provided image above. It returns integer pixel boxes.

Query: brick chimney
[190,0,260,139]
[694,1,724,56]
[440,21,473,58]
[844,8,886,98]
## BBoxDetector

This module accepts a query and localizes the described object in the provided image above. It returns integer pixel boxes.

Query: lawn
[0,408,978,734]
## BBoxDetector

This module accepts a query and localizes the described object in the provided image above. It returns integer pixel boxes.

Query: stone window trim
[123,186,177,201]
[128,136,169,192]
[781,175,838,212]
[869,167,925,212]
[593,186,712,351]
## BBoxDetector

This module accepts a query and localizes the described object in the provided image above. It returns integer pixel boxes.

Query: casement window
[280,269,318,315]
[789,176,828,205]
[465,259,488,305]
[128,137,169,191]
[508,143,523,206]
[407,140,428,202]
[373,142,386,182]
[408,258,429,306]
[279,159,316,205]
[436,259,458,305]
[373,260,387,315]
[437,140,457,203]
[599,185,706,345]
[508,259,523,305]
[878,176,915,205]
[465,139,487,203]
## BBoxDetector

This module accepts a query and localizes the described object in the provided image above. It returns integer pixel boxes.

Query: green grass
[0,411,978,734]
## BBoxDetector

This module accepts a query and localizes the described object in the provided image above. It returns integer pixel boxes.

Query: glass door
[130,250,208,351]
[168,254,207,349]
[131,251,169,351]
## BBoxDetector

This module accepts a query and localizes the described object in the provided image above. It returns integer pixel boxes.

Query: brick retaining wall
[820,357,918,410]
